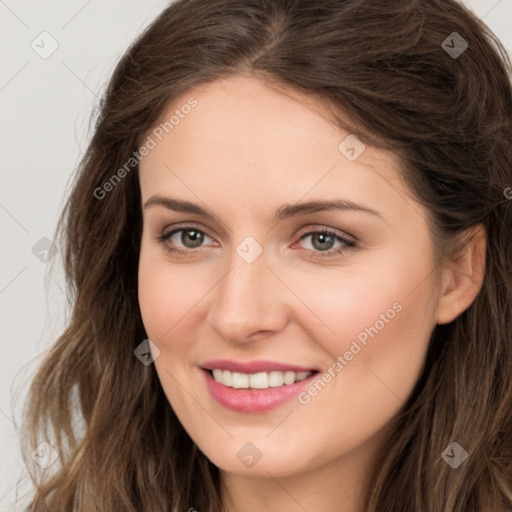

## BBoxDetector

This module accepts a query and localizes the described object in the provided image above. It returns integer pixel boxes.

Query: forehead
[138,74,417,221]
[149,75,359,158]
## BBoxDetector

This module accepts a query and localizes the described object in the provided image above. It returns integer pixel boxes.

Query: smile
[200,360,320,412]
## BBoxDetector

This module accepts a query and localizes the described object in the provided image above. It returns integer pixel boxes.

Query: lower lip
[201,368,317,412]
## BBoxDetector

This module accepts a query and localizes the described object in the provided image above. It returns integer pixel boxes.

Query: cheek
[138,247,195,345]
[137,244,215,357]
[279,253,436,448]
[285,247,437,376]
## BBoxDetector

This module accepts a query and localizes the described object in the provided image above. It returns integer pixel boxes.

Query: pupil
[313,233,333,251]
[183,230,203,248]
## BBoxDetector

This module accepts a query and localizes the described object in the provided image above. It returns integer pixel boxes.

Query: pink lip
[200,368,318,413]
[200,358,318,373]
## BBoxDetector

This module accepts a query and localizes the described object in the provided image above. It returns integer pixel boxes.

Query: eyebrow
[143,195,384,223]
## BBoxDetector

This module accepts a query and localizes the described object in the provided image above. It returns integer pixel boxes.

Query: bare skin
[137,74,486,512]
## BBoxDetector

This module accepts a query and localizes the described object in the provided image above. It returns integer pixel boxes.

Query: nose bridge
[207,241,287,342]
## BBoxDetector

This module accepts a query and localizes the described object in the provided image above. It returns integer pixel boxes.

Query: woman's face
[138,74,443,479]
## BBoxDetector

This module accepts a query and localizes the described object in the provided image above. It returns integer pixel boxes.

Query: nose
[206,246,289,344]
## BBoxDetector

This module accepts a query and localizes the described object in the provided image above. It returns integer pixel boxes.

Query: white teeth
[283,371,295,385]
[209,369,313,389]
[268,371,284,387]
[222,369,232,386]
[232,372,249,388]
[249,372,268,389]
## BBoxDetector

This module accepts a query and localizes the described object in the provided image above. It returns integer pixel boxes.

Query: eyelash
[155,223,357,260]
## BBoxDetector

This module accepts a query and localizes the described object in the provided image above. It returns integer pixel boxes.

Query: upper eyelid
[161,224,215,241]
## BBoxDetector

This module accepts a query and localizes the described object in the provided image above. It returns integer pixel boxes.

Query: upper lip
[200,359,318,374]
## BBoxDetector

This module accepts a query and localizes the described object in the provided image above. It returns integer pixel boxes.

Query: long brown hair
[18,0,512,510]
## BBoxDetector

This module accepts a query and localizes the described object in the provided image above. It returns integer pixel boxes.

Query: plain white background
[1,1,511,510]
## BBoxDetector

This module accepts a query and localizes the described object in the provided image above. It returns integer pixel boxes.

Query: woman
[21,0,512,510]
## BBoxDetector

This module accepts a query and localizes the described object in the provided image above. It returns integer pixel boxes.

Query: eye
[294,228,356,259]
[155,224,356,259]
[156,224,214,255]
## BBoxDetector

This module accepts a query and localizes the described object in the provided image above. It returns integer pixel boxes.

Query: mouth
[200,364,320,413]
